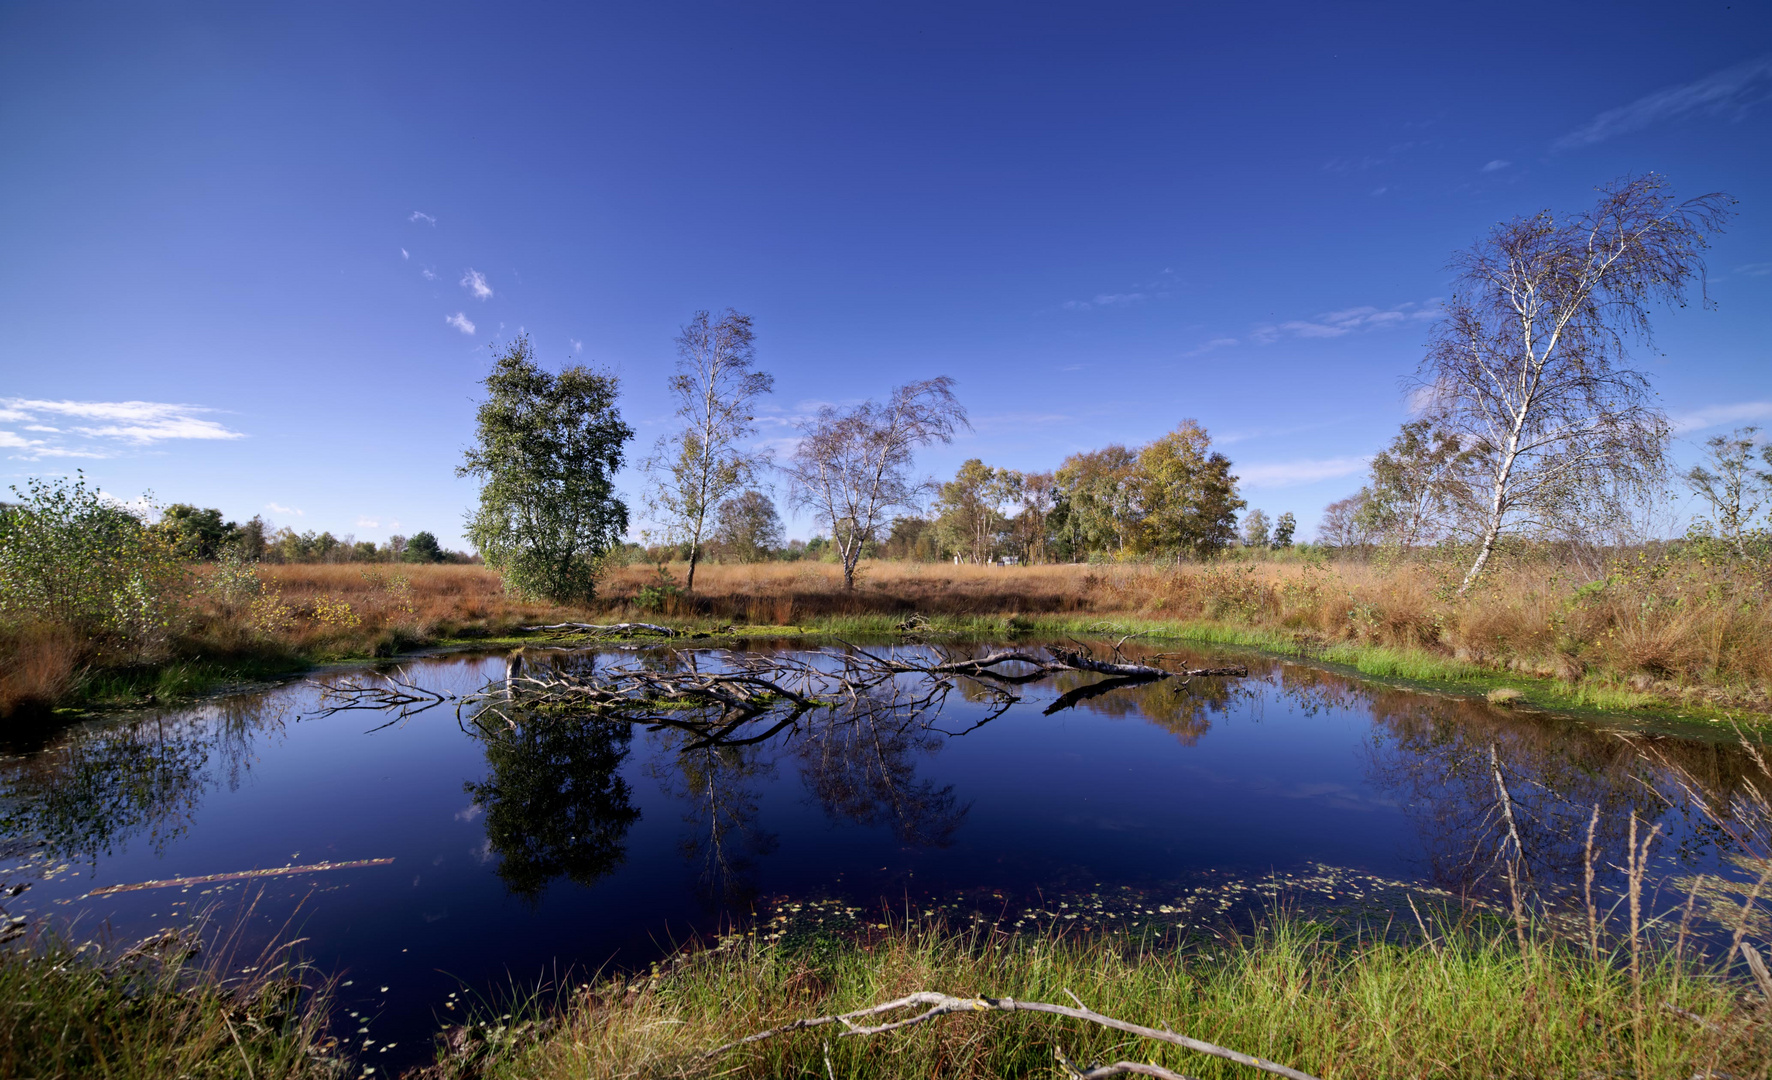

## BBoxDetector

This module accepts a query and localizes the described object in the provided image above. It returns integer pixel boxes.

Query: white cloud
[0,398,244,458]
[410,210,436,225]
[356,516,380,529]
[1184,337,1239,358]
[1735,262,1772,277]
[1064,292,1148,311]
[1369,186,1389,196]
[570,338,583,352]
[460,269,493,300]
[421,267,437,280]
[1251,299,1441,344]
[265,502,303,517]
[401,248,410,259]
[1482,159,1511,172]
[1672,401,1772,434]
[446,312,476,335]
[1237,456,1370,489]
[1555,54,1772,149]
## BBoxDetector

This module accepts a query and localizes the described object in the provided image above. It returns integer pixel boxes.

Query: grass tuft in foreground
[429,913,1769,1080]
[0,927,342,1080]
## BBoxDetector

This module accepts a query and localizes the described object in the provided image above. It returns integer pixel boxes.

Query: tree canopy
[458,335,633,602]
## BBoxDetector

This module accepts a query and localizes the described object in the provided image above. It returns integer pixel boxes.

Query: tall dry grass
[11,549,1761,716]
[585,555,1771,706]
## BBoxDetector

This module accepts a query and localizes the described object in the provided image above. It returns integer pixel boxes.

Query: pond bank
[13,607,1763,740]
[9,908,1765,1080]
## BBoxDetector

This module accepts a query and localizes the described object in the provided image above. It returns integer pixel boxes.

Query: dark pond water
[0,640,1761,1073]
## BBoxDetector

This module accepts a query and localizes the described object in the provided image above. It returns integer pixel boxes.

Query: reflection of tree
[0,701,282,864]
[1363,693,1663,895]
[464,714,640,899]
[796,714,968,846]
[647,738,777,909]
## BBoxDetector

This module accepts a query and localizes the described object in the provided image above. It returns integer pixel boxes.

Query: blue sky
[2,2,1768,547]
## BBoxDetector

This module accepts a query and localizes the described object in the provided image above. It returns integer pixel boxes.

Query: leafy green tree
[0,472,185,655]
[934,458,1014,564]
[1355,419,1473,549]
[641,310,773,592]
[458,335,634,602]
[1134,420,1244,560]
[1241,508,1271,549]
[155,504,238,560]
[402,530,444,563]
[1053,444,1141,556]
[1272,511,1297,548]
[710,490,783,563]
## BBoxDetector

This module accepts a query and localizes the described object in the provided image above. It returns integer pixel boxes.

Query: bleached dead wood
[703,990,1320,1080]
[518,622,678,637]
[311,643,1249,749]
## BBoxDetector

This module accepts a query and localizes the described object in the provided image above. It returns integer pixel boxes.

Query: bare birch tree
[1414,175,1732,593]
[784,378,968,590]
[642,309,773,592]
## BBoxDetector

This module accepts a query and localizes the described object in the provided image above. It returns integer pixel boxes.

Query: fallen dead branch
[310,643,1249,750]
[85,858,396,896]
[518,622,678,637]
[704,990,1319,1080]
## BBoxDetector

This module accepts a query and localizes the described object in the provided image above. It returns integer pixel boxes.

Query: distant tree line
[153,505,473,565]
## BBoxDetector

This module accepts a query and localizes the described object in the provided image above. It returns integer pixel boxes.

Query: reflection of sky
[0,646,1753,1072]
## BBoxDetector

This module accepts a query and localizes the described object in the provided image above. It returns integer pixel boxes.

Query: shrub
[0,472,186,660]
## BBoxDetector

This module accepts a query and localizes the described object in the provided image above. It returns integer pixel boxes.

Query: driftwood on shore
[308,642,1247,749]
[703,989,1321,1080]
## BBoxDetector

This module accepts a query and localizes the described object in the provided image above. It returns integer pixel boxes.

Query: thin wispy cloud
[265,502,303,517]
[1251,299,1440,344]
[356,517,380,529]
[421,267,437,281]
[0,398,244,459]
[1064,292,1147,311]
[410,210,437,225]
[1672,401,1772,435]
[1236,456,1370,489]
[461,269,493,300]
[1555,54,1772,149]
[401,248,410,259]
[1735,262,1772,277]
[1482,159,1511,172]
[570,338,583,352]
[1183,337,1239,358]
[446,312,476,335]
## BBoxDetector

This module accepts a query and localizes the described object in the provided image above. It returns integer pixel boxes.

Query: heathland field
[8,549,1763,720]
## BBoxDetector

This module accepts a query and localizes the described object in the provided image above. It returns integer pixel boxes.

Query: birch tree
[1415,175,1732,593]
[784,378,968,590]
[642,309,773,592]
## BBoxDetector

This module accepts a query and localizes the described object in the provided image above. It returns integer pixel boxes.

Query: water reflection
[797,712,967,847]
[647,738,776,908]
[0,698,281,863]
[463,713,641,899]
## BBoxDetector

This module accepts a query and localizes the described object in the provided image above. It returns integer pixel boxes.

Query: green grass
[0,929,341,1080]
[438,912,1768,1080]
